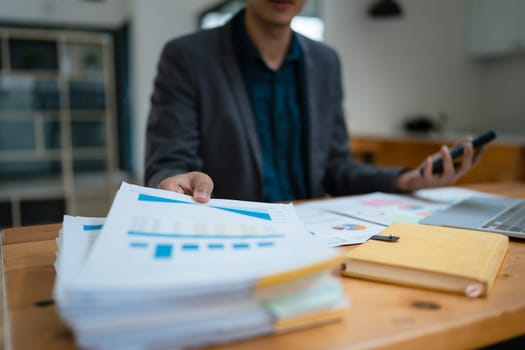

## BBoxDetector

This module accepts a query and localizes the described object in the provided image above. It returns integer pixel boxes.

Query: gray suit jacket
[145,19,402,201]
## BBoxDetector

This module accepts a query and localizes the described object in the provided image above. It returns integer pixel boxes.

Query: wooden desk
[2,183,525,350]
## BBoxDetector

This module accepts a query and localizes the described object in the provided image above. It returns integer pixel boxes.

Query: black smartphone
[419,130,497,175]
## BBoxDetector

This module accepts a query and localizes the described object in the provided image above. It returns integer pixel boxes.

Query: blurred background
[0,0,524,227]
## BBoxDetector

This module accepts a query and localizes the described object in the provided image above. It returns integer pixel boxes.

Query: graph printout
[71,183,337,297]
[305,192,448,226]
[295,205,384,246]
[54,215,105,301]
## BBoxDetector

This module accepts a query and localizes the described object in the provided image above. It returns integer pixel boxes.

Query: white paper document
[54,215,104,302]
[296,188,499,246]
[55,183,348,350]
[295,205,384,246]
[70,183,339,299]
[302,192,448,227]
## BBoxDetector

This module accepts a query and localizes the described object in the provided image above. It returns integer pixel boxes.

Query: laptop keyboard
[482,201,525,233]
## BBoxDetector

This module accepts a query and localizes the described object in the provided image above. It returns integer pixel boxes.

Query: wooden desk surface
[2,182,525,350]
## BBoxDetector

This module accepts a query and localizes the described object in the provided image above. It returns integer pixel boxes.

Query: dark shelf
[0,201,12,228]
[69,81,106,109]
[20,197,65,226]
[71,120,106,148]
[9,39,58,71]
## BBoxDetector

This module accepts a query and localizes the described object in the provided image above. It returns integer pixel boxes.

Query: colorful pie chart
[332,224,367,231]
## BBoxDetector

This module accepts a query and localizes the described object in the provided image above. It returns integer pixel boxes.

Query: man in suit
[145,0,484,203]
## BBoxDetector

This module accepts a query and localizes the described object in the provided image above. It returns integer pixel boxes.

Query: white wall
[324,0,485,134]
[482,57,525,134]
[130,0,214,183]
[0,0,129,28]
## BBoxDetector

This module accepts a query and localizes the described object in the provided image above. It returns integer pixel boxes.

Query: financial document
[69,183,338,299]
[295,205,385,246]
[297,188,497,246]
[54,186,348,350]
[301,192,446,226]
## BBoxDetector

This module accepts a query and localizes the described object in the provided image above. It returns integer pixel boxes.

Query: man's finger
[423,156,433,180]
[457,142,474,176]
[191,173,214,203]
[440,145,455,176]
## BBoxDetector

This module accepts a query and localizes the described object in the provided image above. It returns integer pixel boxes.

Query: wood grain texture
[1,183,525,350]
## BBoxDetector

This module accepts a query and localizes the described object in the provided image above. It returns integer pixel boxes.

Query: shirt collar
[231,9,301,68]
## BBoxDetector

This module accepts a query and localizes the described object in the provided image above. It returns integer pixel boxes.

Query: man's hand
[158,171,214,203]
[395,137,487,192]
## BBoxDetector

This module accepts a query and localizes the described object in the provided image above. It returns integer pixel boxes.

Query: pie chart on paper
[332,224,367,231]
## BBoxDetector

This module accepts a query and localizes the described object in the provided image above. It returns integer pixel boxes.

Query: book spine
[480,235,509,296]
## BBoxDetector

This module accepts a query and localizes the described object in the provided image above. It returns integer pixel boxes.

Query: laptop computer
[420,196,525,239]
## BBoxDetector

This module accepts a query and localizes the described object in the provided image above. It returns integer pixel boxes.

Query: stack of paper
[54,183,348,349]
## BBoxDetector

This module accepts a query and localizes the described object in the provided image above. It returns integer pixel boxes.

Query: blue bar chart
[127,203,283,260]
[128,240,278,260]
[83,224,103,231]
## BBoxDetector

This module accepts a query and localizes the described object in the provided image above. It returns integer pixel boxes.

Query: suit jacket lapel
[297,35,320,197]
[218,23,263,179]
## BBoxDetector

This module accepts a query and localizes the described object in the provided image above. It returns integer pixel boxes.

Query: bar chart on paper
[126,192,287,261]
[67,183,338,294]
[127,221,283,260]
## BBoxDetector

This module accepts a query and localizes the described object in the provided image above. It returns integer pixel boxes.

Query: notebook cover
[342,222,509,297]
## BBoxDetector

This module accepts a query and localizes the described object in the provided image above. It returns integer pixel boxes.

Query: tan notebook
[341,222,509,297]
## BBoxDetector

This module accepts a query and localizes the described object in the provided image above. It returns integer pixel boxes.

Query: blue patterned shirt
[232,11,307,202]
